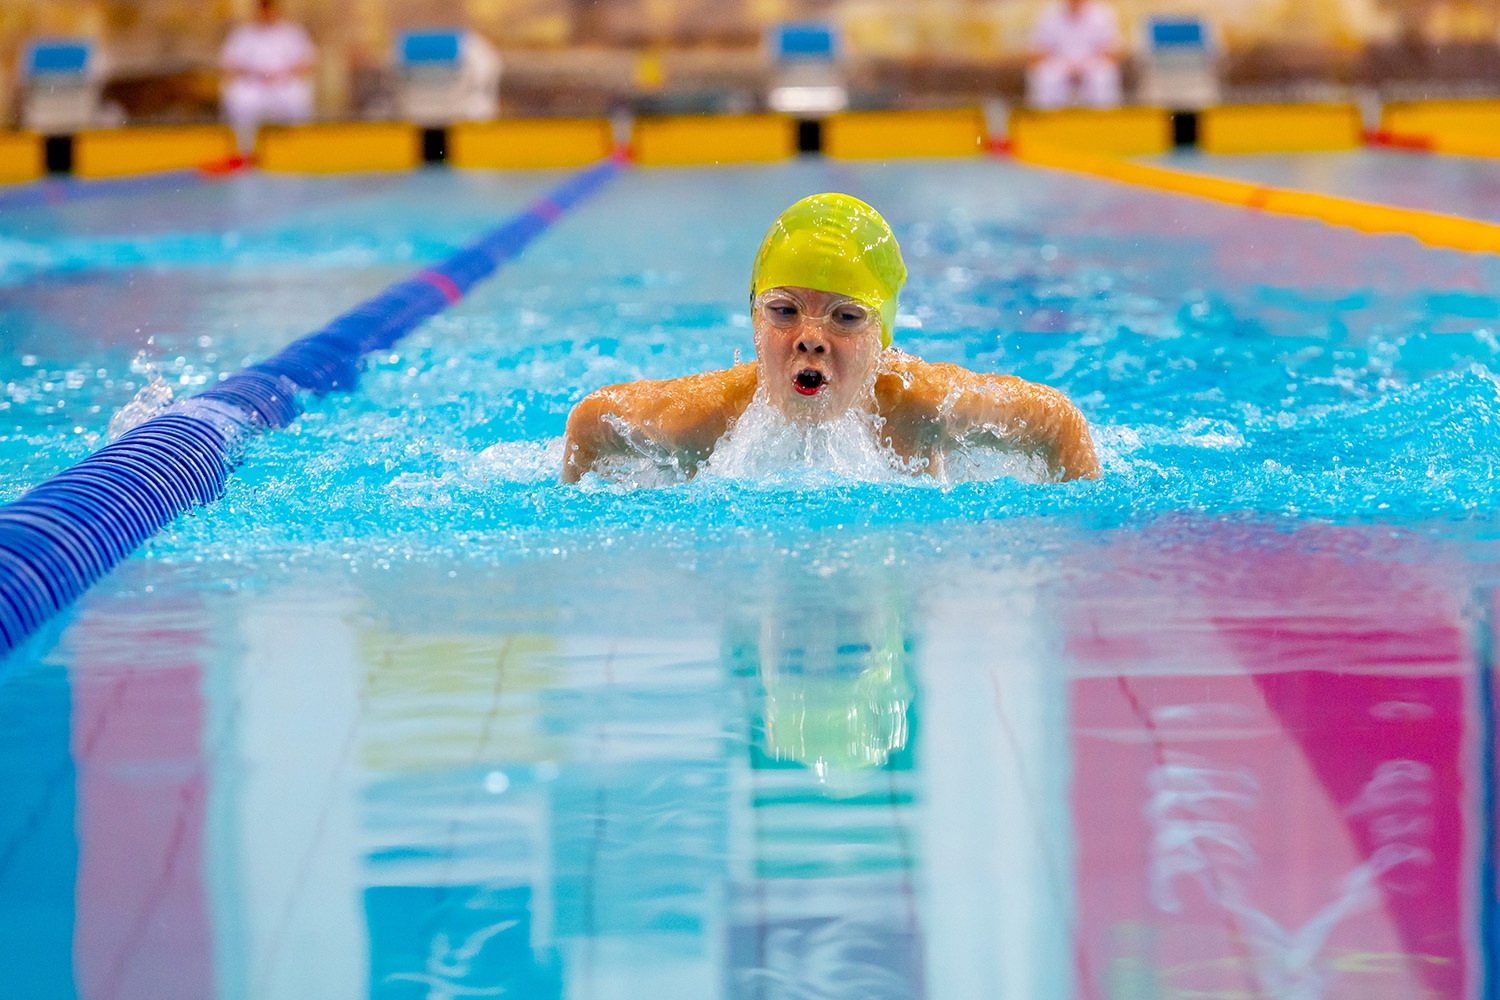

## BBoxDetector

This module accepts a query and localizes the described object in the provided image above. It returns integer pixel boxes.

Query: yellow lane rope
[1011,141,1500,254]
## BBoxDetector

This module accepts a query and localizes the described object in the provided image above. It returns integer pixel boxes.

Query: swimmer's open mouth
[794,369,826,396]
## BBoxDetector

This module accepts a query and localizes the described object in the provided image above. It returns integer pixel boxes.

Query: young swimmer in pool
[561,193,1100,483]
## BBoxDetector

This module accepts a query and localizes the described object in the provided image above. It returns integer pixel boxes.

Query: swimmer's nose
[796,335,827,354]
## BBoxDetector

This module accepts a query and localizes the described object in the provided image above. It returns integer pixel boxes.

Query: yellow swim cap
[750,193,906,347]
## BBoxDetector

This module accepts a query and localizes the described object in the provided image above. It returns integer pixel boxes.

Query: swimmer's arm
[938,368,1101,481]
[560,364,756,483]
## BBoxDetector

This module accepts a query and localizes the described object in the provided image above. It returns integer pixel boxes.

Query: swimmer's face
[753,286,883,421]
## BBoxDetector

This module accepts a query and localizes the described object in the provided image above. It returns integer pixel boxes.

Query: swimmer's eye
[758,299,803,326]
[831,307,871,331]
[756,294,872,332]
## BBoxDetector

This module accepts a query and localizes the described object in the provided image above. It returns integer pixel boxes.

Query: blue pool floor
[2,154,1499,999]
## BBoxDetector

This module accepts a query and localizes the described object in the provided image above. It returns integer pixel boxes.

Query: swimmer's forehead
[757,285,872,306]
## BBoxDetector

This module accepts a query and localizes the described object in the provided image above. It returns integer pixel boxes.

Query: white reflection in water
[738,918,914,1000]
[383,917,517,998]
[1148,751,1435,1000]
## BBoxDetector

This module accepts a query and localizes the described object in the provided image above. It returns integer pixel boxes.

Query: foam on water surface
[700,393,906,483]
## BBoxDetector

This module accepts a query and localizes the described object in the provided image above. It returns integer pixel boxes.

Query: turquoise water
[1,157,1496,999]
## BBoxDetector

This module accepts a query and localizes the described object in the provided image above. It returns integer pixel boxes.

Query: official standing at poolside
[220,0,317,152]
[561,194,1100,484]
[1026,0,1124,109]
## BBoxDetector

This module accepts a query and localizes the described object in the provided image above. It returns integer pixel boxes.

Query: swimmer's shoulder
[574,362,756,448]
[644,363,758,453]
[875,351,1013,415]
[651,362,757,421]
[578,362,756,411]
[563,364,756,480]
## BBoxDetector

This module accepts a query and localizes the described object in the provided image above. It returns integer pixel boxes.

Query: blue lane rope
[1478,590,1499,1000]
[0,155,624,654]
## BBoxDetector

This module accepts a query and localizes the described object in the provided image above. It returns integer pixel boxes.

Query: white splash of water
[939,442,1050,485]
[559,372,1055,488]
[698,392,908,483]
[473,437,564,484]
[581,453,688,489]
[389,438,565,505]
[566,387,1053,489]
[107,373,175,440]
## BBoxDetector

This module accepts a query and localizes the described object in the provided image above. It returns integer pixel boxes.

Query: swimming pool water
[1,156,1497,999]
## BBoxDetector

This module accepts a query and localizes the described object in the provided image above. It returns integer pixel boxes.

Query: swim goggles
[753,289,880,336]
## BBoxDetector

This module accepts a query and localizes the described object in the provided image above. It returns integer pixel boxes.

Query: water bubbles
[699,394,904,484]
[107,374,175,440]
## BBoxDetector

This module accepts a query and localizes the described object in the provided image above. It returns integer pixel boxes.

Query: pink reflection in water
[69,592,212,1000]
[1068,521,1477,1000]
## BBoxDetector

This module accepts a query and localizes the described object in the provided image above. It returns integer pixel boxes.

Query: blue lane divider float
[0,154,624,654]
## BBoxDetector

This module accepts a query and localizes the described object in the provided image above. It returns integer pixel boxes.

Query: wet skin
[560,286,1102,483]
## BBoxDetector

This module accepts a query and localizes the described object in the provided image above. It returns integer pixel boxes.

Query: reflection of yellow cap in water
[756,598,912,777]
[764,654,912,776]
[750,193,907,347]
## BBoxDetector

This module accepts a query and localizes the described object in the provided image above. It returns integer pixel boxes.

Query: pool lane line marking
[1010,142,1500,255]
[0,159,254,213]
[0,154,625,657]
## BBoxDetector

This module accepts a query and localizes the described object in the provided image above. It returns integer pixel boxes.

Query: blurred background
[4,0,1500,127]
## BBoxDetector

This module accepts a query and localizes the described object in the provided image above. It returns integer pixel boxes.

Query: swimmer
[561,193,1101,483]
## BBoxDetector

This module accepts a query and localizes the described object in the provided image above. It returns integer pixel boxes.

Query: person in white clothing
[220,0,316,152]
[1026,0,1123,109]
